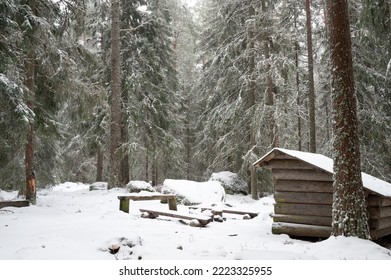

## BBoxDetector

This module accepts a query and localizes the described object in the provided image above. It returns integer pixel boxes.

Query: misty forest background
[1,0,390,198]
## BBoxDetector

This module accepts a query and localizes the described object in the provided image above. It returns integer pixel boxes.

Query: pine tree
[352,0,391,182]
[246,3,258,199]
[120,0,181,184]
[305,0,316,153]
[326,0,370,239]
[0,1,32,190]
[108,0,122,189]
[173,3,200,181]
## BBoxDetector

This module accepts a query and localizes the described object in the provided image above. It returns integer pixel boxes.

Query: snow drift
[161,179,226,205]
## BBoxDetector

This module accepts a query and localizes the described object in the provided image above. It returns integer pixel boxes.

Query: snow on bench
[189,206,259,219]
[117,193,177,213]
[139,208,212,227]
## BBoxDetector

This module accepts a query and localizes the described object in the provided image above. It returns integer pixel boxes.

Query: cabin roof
[253,148,391,198]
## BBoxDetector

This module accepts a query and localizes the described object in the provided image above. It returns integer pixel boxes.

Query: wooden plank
[0,200,30,209]
[369,217,391,230]
[263,159,316,170]
[367,195,391,207]
[275,203,332,217]
[272,222,332,238]
[188,206,259,218]
[274,191,332,205]
[167,198,177,211]
[275,180,333,193]
[117,194,176,201]
[139,208,212,225]
[272,169,333,182]
[220,209,258,218]
[119,199,130,213]
[255,150,293,167]
[118,194,177,212]
[273,214,332,227]
[272,150,296,160]
[368,206,391,219]
[370,227,391,240]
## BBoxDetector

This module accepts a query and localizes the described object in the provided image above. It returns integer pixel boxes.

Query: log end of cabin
[272,222,332,238]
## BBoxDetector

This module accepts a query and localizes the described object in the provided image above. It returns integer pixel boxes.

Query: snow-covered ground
[0,182,390,260]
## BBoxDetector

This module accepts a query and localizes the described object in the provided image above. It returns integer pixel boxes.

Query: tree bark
[306,0,316,153]
[246,4,258,200]
[96,144,103,182]
[326,0,370,239]
[262,0,277,148]
[145,143,149,182]
[108,0,122,189]
[23,0,37,204]
[121,90,129,185]
[294,14,302,151]
[186,96,191,180]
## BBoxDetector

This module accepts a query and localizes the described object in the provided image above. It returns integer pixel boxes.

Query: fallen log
[0,200,30,209]
[139,208,212,227]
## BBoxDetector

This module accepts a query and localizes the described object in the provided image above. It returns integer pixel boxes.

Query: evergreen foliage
[0,0,389,213]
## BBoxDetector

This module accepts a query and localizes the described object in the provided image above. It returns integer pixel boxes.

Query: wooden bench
[0,200,30,209]
[139,208,212,227]
[118,193,177,213]
[189,206,259,219]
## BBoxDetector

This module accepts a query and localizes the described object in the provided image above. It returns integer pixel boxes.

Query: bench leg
[168,198,177,211]
[119,199,130,213]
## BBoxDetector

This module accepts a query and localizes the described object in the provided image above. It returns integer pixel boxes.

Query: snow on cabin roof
[253,148,391,198]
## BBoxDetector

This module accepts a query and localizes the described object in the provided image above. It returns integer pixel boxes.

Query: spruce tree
[108,0,122,189]
[326,0,370,239]
[305,0,316,153]
[352,0,391,182]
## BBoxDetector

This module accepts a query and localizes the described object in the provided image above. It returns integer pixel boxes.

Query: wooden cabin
[253,148,391,240]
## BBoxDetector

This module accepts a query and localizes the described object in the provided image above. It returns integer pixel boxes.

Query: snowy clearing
[0,182,390,260]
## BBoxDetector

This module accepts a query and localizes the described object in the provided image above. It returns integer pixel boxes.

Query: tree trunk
[96,144,103,182]
[246,4,258,200]
[295,49,302,151]
[295,14,302,151]
[23,0,37,204]
[186,97,191,180]
[261,0,278,149]
[306,0,316,153]
[145,145,149,182]
[108,0,122,189]
[151,149,157,186]
[326,0,370,239]
[262,0,277,149]
[121,153,129,185]
[121,91,129,185]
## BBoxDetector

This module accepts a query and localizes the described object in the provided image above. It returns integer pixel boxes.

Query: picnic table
[117,193,177,213]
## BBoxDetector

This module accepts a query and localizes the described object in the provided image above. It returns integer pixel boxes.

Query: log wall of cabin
[265,157,334,238]
[367,195,391,239]
[263,155,391,240]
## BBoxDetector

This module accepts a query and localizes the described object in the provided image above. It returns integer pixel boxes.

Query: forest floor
[0,182,391,260]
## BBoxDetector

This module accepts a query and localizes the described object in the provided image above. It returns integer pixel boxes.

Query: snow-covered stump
[211,208,224,222]
[126,181,155,193]
[140,211,159,219]
[209,171,248,195]
[89,182,108,191]
[161,179,226,206]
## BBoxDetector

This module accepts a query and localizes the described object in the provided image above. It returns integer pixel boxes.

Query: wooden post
[168,197,177,211]
[119,198,130,213]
